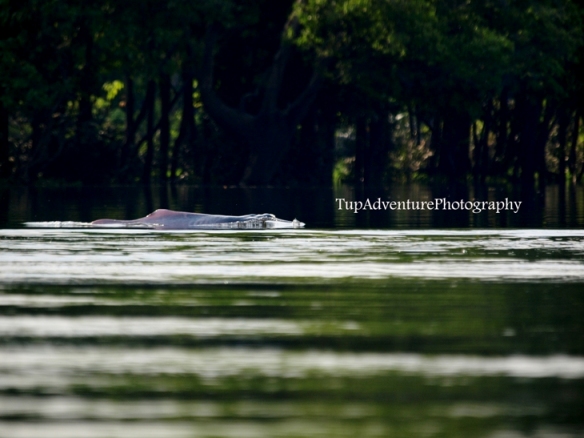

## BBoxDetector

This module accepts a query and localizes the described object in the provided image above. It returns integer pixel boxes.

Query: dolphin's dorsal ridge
[148,209,173,218]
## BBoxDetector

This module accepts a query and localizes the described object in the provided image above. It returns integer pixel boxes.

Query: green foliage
[296,0,515,113]
[0,0,583,184]
[332,157,353,186]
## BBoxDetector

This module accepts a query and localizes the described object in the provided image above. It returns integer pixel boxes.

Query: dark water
[1,183,584,229]
[1,184,584,437]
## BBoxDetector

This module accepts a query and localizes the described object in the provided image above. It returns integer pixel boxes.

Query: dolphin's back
[90,209,301,229]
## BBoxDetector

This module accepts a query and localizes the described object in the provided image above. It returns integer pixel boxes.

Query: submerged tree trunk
[199,19,324,185]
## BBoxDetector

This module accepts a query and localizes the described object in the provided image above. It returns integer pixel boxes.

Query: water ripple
[1,346,583,380]
[2,229,584,283]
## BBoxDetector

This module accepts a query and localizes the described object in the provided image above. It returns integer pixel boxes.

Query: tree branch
[286,57,327,124]
[135,83,182,149]
[259,16,301,115]
[199,25,253,136]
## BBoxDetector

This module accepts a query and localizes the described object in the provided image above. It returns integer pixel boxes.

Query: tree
[199,0,326,185]
[0,0,582,186]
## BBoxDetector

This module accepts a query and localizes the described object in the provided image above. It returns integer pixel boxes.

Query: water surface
[1,226,584,437]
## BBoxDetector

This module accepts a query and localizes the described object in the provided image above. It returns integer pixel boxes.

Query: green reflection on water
[1,227,584,437]
[1,281,583,355]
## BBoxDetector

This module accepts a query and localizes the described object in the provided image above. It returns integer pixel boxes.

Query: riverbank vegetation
[1,0,583,187]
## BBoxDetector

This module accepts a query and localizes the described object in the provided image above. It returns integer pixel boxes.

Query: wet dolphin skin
[91,209,305,230]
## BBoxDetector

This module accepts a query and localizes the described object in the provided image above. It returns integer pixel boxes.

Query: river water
[1,184,584,437]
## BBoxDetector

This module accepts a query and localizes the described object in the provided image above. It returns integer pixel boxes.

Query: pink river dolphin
[89,209,305,230]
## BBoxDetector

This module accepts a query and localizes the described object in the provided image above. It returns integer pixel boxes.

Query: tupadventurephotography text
[335,198,522,214]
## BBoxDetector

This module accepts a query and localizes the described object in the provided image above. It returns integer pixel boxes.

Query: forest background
[1,0,583,189]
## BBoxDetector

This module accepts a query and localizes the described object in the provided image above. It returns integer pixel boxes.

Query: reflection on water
[3,346,584,380]
[2,183,584,228]
[1,186,584,437]
[2,229,584,283]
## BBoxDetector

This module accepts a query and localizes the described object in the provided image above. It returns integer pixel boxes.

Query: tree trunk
[438,109,471,179]
[366,111,390,187]
[288,109,316,183]
[480,119,490,180]
[472,123,479,175]
[507,102,521,182]
[474,100,492,182]
[536,100,555,191]
[26,111,51,182]
[159,73,171,183]
[142,80,156,184]
[354,116,367,184]
[123,79,156,179]
[495,88,509,174]
[199,21,324,185]
[241,113,298,184]
[557,105,568,184]
[318,104,336,185]
[428,115,443,176]
[286,100,336,184]
[408,106,416,141]
[200,115,213,184]
[77,21,94,144]
[0,102,9,179]
[568,109,580,183]
[121,75,135,172]
[171,64,197,182]
[517,95,542,188]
